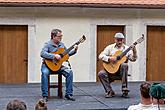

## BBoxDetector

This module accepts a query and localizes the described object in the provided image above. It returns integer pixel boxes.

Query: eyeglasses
[56,35,63,37]
[116,38,124,41]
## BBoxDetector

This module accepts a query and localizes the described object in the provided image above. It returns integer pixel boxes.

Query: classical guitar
[103,34,144,74]
[45,35,86,71]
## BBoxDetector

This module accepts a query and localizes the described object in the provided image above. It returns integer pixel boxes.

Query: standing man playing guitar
[40,29,78,101]
[98,32,137,98]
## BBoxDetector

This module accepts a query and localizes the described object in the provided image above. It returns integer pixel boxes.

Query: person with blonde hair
[35,99,47,110]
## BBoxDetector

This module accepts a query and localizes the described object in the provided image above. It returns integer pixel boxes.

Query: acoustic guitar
[103,34,144,74]
[45,35,86,71]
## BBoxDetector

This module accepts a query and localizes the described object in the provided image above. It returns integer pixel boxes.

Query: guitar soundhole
[53,59,57,65]
[59,54,64,58]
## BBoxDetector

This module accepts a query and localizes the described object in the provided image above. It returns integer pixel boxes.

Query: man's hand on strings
[108,57,117,62]
[55,54,61,60]
[130,44,137,54]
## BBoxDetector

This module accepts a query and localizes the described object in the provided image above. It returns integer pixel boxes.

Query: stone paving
[0,82,144,110]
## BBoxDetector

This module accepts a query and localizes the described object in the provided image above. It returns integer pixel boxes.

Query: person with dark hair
[150,83,165,110]
[128,82,152,110]
[6,99,27,110]
[98,32,137,98]
[40,29,78,101]
[35,99,47,110]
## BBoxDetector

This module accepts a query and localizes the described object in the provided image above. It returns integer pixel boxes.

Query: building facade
[0,2,165,83]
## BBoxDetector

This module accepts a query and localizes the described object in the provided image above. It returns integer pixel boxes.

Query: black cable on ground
[73,84,111,108]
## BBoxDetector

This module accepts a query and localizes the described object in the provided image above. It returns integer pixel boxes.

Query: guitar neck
[119,47,132,58]
[60,35,86,57]
[61,42,80,57]
[117,35,144,60]
[62,45,74,56]
[119,42,137,59]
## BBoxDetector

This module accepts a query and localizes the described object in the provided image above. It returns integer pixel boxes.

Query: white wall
[0,7,165,82]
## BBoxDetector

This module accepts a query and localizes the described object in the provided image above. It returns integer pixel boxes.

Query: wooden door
[97,25,124,81]
[147,26,165,81]
[0,25,28,84]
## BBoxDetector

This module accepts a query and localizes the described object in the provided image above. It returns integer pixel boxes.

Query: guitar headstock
[134,34,144,45]
[76,35,86,45]
[79,35,86,43]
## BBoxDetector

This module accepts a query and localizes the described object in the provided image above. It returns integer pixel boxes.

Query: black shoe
[122,87,130,92]
[43,96,48,102]
[105,90,115,98]
[65,95,75,101]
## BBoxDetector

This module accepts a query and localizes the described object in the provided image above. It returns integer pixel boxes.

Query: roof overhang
[0,3,165,9]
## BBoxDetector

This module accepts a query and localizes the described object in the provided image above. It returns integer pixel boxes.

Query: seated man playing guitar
[40,29,78,101]
[98,32,137,98]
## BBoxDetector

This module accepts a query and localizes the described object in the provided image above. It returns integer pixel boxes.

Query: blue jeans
[41,64,73,97]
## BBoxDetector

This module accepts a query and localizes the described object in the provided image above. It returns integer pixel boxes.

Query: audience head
[140,82,151,99]
[150,82,165,110]
[35,99,47,110]
[150,83,165,100]
[6,99,27,110]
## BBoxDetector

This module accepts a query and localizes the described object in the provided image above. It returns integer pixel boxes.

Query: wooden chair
[48,73,63,98]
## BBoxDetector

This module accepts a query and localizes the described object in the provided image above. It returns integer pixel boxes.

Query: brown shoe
[105,90,115,98]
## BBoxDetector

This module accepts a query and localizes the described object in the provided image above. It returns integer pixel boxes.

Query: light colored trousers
[98,63,128,93]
